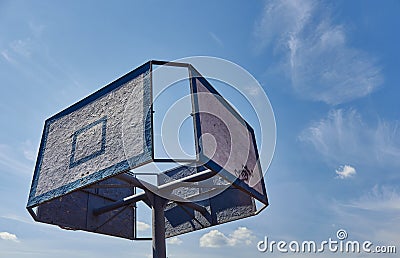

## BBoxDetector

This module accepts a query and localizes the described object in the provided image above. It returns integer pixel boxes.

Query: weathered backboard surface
[27,62,152,208]
[36,176,136,239]
[164,188,256,238]
[34,168,256,240]
[158,165,256,238]
[190,68,268,205]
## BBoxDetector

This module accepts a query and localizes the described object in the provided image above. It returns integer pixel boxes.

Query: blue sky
[1,0,399,257]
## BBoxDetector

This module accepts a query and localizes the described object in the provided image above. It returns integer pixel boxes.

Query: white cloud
[199,227,255,248]
[137,221,150,231]
[255,0,383,105]
[0,232,19,242]
[335,165,356,179]
[228,227,255,246]
[299,109,400,168]
[167,236,183,245]
[200,230,229,248]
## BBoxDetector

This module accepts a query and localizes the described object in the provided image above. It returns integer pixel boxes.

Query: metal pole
[152,194,167,258]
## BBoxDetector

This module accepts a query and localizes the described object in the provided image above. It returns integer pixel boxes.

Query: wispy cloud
[1,19,43,65]
[343,185,400,212]
[21,140,36,162]
[335,165,356,179]
[0,144,32,176]
[1,37,36,66]
[254,0,315,52]
[10,38,33,58]
[28,21,45,38]
[0,232,19,242]
[209,32,223,47]
[299,109,400,168]
[1,214,34,225]
[1,50,17,64]
[254,0,383,105]
[332,185,400,245]
[199,227,255,248]
[1,19,84,93]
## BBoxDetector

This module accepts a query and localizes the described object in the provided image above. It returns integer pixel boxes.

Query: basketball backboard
[27,62,152,209]
[190,67,268,205]
[27,60,269,242]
